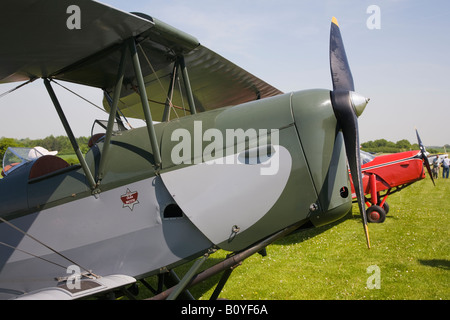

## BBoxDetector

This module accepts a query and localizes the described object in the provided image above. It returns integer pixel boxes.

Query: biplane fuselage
[0,1,370,299]
[0,89,352,299]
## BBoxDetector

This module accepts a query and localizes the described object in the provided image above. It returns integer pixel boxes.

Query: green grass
[58,154,80,165]
[134,177,449,300]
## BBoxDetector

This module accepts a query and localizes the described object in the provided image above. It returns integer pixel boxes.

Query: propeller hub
[350,92,369,117]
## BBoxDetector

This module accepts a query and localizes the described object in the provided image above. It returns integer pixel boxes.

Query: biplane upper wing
[0,0,282,120]
[0,0,155,84]
[109,43,284,120]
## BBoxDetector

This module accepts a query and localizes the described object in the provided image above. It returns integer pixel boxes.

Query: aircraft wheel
[381,202,389,214]
[376,201,389,214]
[366,205,386,223]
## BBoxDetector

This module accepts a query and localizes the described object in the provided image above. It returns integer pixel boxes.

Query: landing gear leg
[210,268,234,300]
[167,252,210,300]
[365,175,388,223]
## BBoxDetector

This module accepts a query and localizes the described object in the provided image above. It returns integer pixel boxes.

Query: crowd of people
[432,154,449,179]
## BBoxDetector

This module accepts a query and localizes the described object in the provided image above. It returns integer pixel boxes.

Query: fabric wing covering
[0,0,282,121]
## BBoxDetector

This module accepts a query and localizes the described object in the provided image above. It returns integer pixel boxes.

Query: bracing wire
[137,44,186,119]
[51,79,108,115]
[0,241,69,271]
[0,216,98,279]
[0,78,37,100]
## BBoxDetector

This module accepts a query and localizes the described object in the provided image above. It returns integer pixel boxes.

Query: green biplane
[0,1,369,299]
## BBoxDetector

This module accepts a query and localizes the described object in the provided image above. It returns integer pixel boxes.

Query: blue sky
[1,0,449,146]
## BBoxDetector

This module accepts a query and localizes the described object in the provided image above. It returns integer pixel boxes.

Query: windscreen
[2,147,33,175]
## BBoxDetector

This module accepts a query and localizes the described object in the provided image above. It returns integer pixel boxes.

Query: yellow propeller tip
[365,224,371,249]
[332,17,339,27]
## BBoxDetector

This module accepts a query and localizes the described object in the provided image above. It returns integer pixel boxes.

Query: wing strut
[136,45,197,121]
[128,39,162,168]
[98,45,127,181]
[179,55,197,116]
[161,55,197,121]
[162,59,180,122]
[43,78,97,190]
[45,38,164,191]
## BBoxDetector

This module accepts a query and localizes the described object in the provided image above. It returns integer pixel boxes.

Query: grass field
[136,177,449,300]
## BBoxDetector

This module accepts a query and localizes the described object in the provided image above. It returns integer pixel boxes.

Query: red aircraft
[350,130,434,223]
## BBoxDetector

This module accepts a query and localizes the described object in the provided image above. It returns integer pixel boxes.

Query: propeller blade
[424,158,435,186]
[332,91,370,249]
[330,17,354,92]
[416,129,435,186]
[330,17,370,249]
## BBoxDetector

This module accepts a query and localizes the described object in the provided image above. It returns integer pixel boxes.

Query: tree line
[0,135,447,161]
[0,135,89,160]
[361,139,445,154]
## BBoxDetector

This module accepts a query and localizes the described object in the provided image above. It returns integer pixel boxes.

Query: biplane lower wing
[14,274,136,300]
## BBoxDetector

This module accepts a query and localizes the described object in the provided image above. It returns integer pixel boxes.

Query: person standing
[442,155,450,179]
[432,156,440,179]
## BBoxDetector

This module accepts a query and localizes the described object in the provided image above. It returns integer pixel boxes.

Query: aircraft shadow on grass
[418,259,450,271]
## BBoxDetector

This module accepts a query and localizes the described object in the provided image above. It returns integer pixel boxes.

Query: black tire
[376,201,389,214]
[366,205,386,223]
[381,201,389,214]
